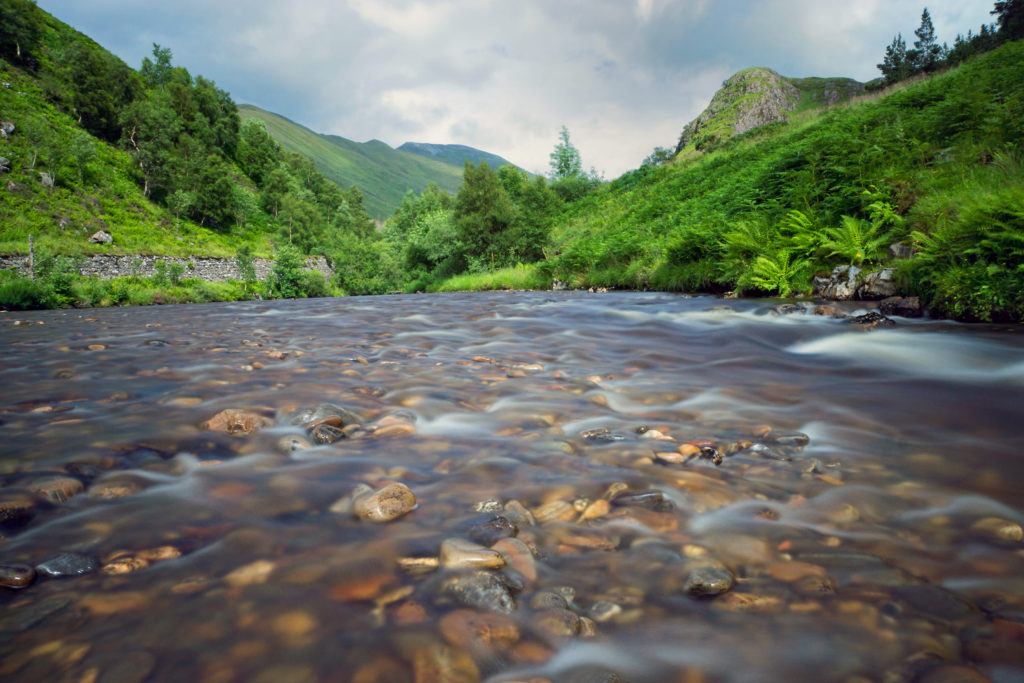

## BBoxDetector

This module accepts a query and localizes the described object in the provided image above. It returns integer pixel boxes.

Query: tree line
[876,2,1022,86]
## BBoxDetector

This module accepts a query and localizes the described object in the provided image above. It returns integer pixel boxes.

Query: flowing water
[1,292,1022,683]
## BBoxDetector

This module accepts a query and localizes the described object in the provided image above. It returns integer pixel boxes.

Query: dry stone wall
[0,254,333,282]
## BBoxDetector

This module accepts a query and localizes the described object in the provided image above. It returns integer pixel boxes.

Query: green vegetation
[542,40,1024,321]
[238,106,525,220]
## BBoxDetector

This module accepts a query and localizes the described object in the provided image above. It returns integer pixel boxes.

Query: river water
[1,292,1022,683]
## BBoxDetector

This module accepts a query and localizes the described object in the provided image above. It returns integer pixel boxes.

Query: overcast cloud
[37,1,997,177]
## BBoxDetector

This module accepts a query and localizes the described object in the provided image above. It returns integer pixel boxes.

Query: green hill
[546,41,1024,322]
[238,106,523,219]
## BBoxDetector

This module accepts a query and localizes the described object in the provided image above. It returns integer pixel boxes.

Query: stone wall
[0,254,333,282]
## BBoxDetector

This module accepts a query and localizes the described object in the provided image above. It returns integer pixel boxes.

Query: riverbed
[1,292,1022,682]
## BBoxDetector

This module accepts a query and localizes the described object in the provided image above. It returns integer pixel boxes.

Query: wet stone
[201,408,272,436]
[439,570,516,613]
[309,423,345,445]
[529,591,568,610]
[0,564,36,588]
[589,602,622,623]
[684,566,736,597]
[466,515,518,546]
[611,489,675,512]
[277,435,313,453]
[440,538,506,569]
[532,608,581,639]
[352,483,417,522]
[492,537,537,582]
[27,476,85,504]
[36,552,99,578]
[439,608,521,652]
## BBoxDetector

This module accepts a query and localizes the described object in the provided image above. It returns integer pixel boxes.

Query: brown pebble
[79,591,149,614]
[28,476,85,504]
[0,564,36,588]
[531,608,581,639]
[200,409,272,436]
[353,483,417,522]
[136,546,182,563]
[439,609,521,652]
[271,610,318,639]
[440,538,505,569]
[492,537,537,582]
[225,559,275,587]
[102,556,150,575]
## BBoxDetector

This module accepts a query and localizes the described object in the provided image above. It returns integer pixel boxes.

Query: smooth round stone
[439,608,521,652]
[35,552,99,578]
[531,608,581,638]
[200,409,272,436]
[440,539,505,569]
[467,516,518,546]
[28,476,85,504]
[277,435,313,453]
[589,601,623,622]
[971,517,1023,543]
[684,566,736,597]
[309,423,345,445]
[0,564,36,588]
[492,537,537,582]
[353,483,417,522]
[439,571,516,613]
[529,591,568,610]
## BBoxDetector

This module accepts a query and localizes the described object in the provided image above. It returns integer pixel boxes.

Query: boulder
[814,265,861,300]
[0,156,10,174]
[0,121,14,139]
[39,171,54,188]
[879,296,923,318]
[88,230,113,244]
[857,268,898,300]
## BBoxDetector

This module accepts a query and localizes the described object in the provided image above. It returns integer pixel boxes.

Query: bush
[269,244,304,298]
[300,270,330,298]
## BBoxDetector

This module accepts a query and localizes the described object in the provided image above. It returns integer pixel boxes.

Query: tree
[912,8,943,73]
[68,132,97,185]
[455,161,516,267]
[549,126,583,180]
[140,44,174,87]
[992,0,1024,40]
[0,0,42,66]
[878,34,912,85]
[642,146,674,168]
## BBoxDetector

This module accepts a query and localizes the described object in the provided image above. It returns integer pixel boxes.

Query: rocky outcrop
[813,266,909,304]
[0,254,334,283]
[674,69,865,155]
[675,68,800,154]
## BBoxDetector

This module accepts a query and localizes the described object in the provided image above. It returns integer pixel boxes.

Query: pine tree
[992,0,1024,40]
[913,8,942,73]
[878,33,911,85]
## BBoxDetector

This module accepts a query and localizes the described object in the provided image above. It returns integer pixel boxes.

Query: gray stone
[815,265,861,300]
[0,121,13,139]
[0,254,333,283]
[439,570,516,613]
[684,566,735,597]
[0,564,36,589]
[39,171,54,188]
[857,267,898,300]
[0,156,10,174]
[552,278,569,291]
[88,230,113,244]
[35,552,99,578]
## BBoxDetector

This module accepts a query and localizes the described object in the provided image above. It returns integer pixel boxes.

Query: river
[1,292,1022,682]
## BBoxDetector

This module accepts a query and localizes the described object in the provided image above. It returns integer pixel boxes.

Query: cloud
[37,0,998,178]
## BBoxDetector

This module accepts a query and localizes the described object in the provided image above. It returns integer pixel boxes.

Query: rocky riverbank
[0,254,334,282]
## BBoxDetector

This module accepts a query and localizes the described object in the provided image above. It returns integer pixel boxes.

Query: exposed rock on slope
[674,68,865,155]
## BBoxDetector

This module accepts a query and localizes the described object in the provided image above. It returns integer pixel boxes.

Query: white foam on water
[788,330,1024,384]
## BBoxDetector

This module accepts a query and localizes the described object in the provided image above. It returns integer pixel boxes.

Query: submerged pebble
[352,483,417,522]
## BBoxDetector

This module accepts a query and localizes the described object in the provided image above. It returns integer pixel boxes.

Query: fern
[823,215,891,265]
[748,249,811,297]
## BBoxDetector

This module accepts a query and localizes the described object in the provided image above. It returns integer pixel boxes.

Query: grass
[428,263,551,292]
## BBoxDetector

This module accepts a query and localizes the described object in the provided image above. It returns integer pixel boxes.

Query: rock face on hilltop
[674,68,865,155]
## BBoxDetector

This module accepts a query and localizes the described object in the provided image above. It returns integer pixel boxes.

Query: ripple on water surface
[1,292,1022,682]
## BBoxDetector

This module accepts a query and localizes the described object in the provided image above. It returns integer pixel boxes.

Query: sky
[36,1,997,178]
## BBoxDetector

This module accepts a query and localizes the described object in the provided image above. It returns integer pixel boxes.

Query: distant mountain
[397,142,527,174]
[238,105,525,219]
[674,68,865,155]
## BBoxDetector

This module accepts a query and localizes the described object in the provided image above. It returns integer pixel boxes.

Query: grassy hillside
[0,30,269,258]
[544,41,1024,321]
[239,105,469,219]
